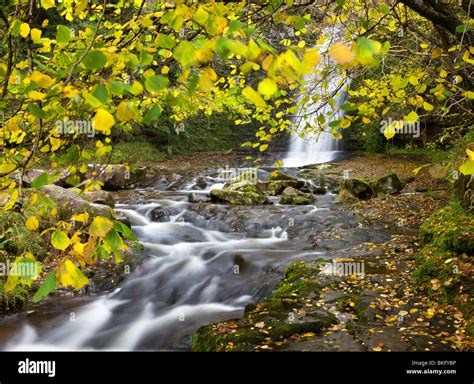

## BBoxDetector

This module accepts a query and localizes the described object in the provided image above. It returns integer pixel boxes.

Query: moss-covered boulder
[267,171,298,182]
[280,187,315,205]
[210,189,268,205]
[224,181,262,194]
[339,178,373,200]
[259,180,304,196]
[192,261,337,352]
[370,173,404,197]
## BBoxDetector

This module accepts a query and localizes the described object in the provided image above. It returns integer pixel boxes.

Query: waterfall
[283,27,348,167]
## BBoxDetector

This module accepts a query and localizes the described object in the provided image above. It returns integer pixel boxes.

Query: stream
[0,167,396,351]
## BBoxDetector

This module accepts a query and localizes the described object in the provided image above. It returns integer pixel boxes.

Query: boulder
[188,192,211,203]
[194,176,208,189]
[259,180,305,196]
[150,206,182,222]
[339,178,373,200]
[370,173,404,197]
[86,164,158,191]
[83,190,115,208]
[224,181,262,195]
[266,171,298,182]
[39,185,113,220]
[210,189,268,205]
[280,186,315,205]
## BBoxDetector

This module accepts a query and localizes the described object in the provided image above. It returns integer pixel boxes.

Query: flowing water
[0,168,394,351]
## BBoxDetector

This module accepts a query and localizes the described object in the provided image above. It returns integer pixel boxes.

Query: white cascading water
[283,26,349,167]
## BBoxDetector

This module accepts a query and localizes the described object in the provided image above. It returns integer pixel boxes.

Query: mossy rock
[210,189,268,205]
[340,178,373,200]
[369,173,404,197]
[224,181,261,195]
[259,180,304,196]
[192,260,337,351]
[280,187,315,205]
[267,171,298,182]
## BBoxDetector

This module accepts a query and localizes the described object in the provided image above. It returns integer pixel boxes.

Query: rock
[188,192,211,203]
[194,176,208,189]
[83,190,115,208]
[340,178,373,200]
[210,189,268,205]
[312,186,327,195]
[40,185,113,220]
[86,164,158,191]
[280,186,315,205]
[115,211,131,227]
[370,173,404,197]
[150,206,182,222]
[267,171,297,182]
[260,180,305,196]
[224,181,262,195]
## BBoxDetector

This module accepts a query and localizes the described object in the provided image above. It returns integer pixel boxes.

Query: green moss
[420,202,474,254]
[192,260,337,351]
[110,142,166,163]
[0,280,29,313]
[415,201,473,334]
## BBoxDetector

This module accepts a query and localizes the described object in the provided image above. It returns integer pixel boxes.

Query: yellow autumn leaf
[30,71,55,88]
[20,23,30,38]
[405,111,419,122]
[423,102,434,111]
[116,101,136,123]
[26,216,39,231]
[302,48,320,73]
[31,28,42,41]
[383,122,397,139]
[41,0,54,10]
[89,216,114,237]
[242,86,267,108]
[71,213,89,222]
[329,42,354,64]
[57,258,89,290]
[28,90,46,101]
[258,78,278,97]
[92,109,115,133]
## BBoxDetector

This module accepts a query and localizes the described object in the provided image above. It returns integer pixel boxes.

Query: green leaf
[82,50,108,70]
[355,37,382,66]
[51,230,71,251]
[56,25,72,45]
[155,33,176,49]
[142,104,162,125]
[144,75,169,94]
[31,172,49,188]
[92,83,109,103]
[114,221,136,240]
[340,103,358,112]
[28,103,47,119]
[32,271,56,302]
